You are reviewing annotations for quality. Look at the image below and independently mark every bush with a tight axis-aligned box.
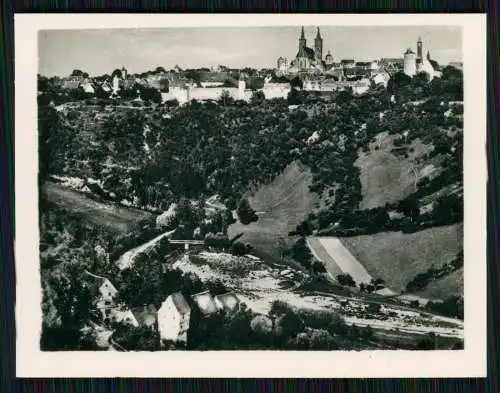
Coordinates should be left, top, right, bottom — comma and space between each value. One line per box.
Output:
236, 198, 258, 225
231, 241, 247, 256
337, 274, 356, 287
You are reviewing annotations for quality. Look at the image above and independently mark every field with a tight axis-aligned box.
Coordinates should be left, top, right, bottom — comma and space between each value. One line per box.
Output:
417, 267, 464, 299
340, 223, 463, 295
43, 181, 152, 233
228, 161, 320, 263
355, 132, 435, 210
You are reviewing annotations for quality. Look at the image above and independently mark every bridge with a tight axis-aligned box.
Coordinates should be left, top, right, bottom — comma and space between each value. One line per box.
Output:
169, 239, 205, 251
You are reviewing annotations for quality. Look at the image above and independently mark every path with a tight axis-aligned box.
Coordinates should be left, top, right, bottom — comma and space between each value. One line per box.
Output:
116, 229, 176, 270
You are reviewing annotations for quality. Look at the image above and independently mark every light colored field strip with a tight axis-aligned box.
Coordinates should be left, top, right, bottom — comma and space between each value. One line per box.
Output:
316, 237, 374, 284
306, 237, 344, 278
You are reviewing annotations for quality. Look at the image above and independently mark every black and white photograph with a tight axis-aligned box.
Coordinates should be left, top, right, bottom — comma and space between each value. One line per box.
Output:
16, 14, 486, 378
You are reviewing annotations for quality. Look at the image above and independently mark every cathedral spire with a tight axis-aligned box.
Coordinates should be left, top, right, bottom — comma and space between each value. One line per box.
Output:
300, 26, 305, 39
316, 27, 321, 39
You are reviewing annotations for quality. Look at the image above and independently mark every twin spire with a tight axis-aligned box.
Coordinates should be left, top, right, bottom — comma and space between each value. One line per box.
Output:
300, 26, 322, 40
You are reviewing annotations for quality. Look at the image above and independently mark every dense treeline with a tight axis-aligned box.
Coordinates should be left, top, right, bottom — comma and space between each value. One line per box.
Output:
39, 67, 463, 236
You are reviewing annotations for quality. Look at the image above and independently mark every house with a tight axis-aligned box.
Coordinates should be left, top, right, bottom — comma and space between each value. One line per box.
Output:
81, 79, 95, 94
111, 309, 139, 327
157, 292, 191, 344
156, 203, 178, 229
83, 271, 119, 321
191, 290, 218, 316
214, 292, 240, 312
131, 304, 158, 331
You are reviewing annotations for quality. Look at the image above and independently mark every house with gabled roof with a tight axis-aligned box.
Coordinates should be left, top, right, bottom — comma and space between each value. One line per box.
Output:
191, 290, 218, 316
214, 292, 240, 313
83, 271, 119, 321
131, 304, 158, 331
158, 292, 191, 344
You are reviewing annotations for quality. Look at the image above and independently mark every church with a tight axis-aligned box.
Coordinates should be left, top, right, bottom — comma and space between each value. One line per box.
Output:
277, 26, 332, 74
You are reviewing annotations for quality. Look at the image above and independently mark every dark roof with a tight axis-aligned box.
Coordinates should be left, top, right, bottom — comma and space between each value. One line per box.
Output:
83, 271, 117, 299
405, 48, 415, 55
131, 305, 157, 327
296, 46, 316, 61
429, 59, 440, 71
61, 80, 82, 90
341, 59, 355, 64
380, 58, 404, 64
170, 292, 191, 315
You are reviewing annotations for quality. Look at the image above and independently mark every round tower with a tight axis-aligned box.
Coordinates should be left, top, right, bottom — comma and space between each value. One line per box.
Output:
403, 48, 416, 77
325, 50, 334, 65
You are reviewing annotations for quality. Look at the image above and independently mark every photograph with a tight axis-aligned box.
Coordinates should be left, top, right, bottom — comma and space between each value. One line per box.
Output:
16, 13, 486, 378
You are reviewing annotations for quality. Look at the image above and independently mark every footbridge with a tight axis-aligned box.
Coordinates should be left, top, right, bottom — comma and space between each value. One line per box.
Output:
169, 239, 205, 250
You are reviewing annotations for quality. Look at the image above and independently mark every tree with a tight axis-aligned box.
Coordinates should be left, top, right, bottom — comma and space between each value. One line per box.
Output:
165, 99, 179, 108
219, 90, 234, 107
250, 90, 266, 105
113, 325, 161, 351
294, 329, 339, 350
231, 241, 247, 256
312, 260, 326, 274
388, 72, 412, 91
291, 238, 312, 269
236, 198, 258, 225
139, 86, 162, 104
433, 194, 463, 223
398, 195, 420, 223
70, 69, 85, 77
95, 85, 110, 99
205, 232, 231, 249
276, 311, 304, 339
290, 77, 303, 90
337, 274, 356, 287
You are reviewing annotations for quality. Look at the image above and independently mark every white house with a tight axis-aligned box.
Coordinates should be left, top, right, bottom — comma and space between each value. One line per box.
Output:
84, 271, 119, 321
111, 309, 139, 327
156, 203, 178, 229
214, 292, 240, 312
191, 290, 218, 316
157, 292, 191, 344
81, 80, 95, 94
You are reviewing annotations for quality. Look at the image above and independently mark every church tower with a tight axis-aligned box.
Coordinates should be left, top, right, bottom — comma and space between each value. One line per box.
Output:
314, 27, 323, 61
298, 26, 306, 53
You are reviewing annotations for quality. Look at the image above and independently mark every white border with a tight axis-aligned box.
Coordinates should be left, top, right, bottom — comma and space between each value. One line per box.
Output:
15, 13, 487, 378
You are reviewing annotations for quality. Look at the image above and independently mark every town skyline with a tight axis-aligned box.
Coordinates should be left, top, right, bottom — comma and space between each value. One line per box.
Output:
38, 25, 462, 77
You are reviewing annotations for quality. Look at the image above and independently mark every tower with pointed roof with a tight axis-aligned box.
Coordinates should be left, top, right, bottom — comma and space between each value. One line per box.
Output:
299, 26, 306, 50
314, 27, 323, 62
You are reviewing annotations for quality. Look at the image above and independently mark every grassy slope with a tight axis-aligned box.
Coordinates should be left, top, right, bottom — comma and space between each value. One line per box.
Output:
417, 267, 464, 299
340, 223, 463, 295
228, 161, 320, 263
43, 181, 151, 233
355, 132, 436, 210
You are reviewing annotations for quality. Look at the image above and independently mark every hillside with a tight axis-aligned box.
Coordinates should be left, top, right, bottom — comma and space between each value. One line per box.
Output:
356, 132, 435, 210
340, 223, 463, 294
42, 181, 151, 233
416, 268, 463, 299
228, 161, 321, 263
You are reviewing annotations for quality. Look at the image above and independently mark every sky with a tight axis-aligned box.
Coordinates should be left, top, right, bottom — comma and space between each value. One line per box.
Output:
38, 26, 462, 77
